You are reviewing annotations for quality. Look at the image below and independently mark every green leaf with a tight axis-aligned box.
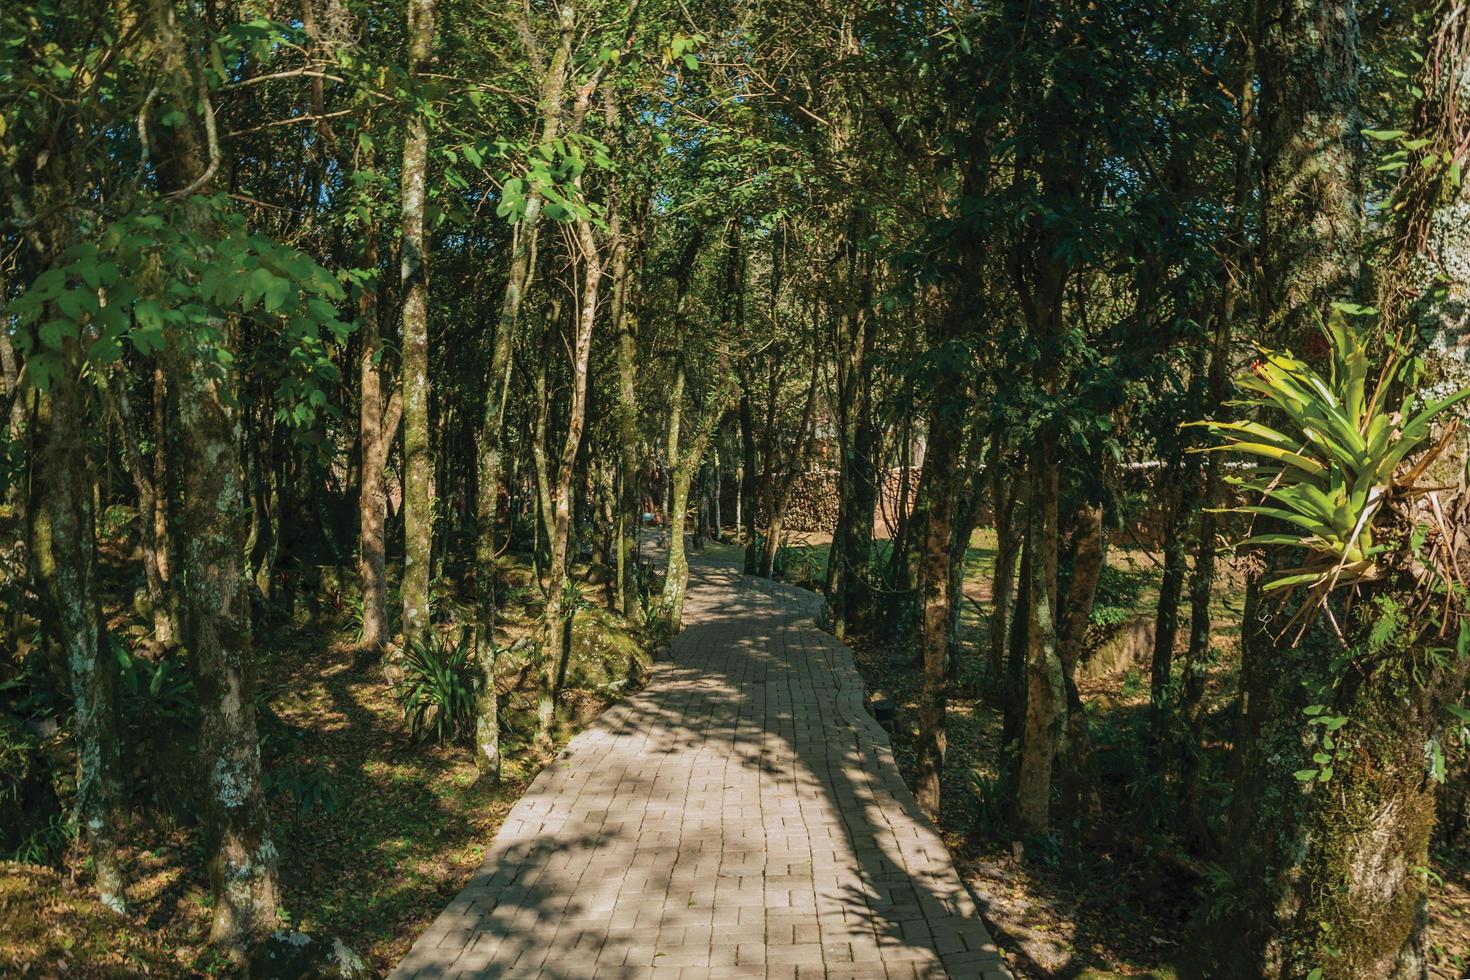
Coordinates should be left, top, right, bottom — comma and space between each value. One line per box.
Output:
38, 318, 77, 349
263, 277, 294, 314
1294, 769, 1318, 782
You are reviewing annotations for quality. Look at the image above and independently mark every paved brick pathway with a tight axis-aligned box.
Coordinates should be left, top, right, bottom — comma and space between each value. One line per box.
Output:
390, 552, 1010, 979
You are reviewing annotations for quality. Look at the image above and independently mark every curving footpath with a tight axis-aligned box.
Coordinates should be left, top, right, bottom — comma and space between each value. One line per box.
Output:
389, 552, 1010, 979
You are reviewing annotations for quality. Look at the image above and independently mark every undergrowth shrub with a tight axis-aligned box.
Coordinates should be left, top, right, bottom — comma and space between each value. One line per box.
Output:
636, 594, 677, 655
396, 632, 480, 745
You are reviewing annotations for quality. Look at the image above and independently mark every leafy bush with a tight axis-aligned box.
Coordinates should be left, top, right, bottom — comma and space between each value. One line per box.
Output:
344, 589, 402, 645
753, 534, 823, 584
636, 593, 677, 654
395, 632, 480, 745
7, 813, 69, 865
113, 638, 195, 723
496, 583, 531, 612
0, 713, 63, 864
265, 763, 343, 822
1088, 564, 1150, 628
1079, 564, 1152, 652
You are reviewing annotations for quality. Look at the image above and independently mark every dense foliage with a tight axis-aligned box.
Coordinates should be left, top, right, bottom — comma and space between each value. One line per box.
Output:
3, 0, 1470, 976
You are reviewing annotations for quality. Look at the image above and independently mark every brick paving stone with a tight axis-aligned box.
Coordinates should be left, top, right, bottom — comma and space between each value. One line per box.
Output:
390, 541, 1010, 979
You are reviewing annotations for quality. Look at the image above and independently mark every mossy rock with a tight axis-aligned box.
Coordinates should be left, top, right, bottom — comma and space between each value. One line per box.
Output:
564, 606, 650, 694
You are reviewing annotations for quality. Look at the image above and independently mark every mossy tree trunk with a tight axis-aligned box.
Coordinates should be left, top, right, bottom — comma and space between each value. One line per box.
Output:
172, 329, 280, 953
141, 0, 281, 953
474, 12, 574, 760
1258, 8, 1470, 976
662, 358, 736, 631
353, 118, 399, 660
399, 0, 436, 650
46, 347, 127, 913
1193, 0, 1366, 973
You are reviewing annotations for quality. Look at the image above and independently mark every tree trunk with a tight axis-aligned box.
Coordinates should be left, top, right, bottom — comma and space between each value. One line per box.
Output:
141, 2, 281, 951
1195, 0, 1368, 972
1017, 441, 1063, 837
988, 457, 1019, 688
1179, 3, 1257, 837
1149, 465, 1192, 746
45, 354, 127, 913
107, 374, 174, 646
1229, 7, 1470, 976
1056, 499, 1102, 836
738, 375, 759, 574
913, 289, 970, 814
611, 201, 644, 617
172, 329, 280, 952
662, 361, 690, 623
999, 524, 1030, 797
399, 0, 436, 649
915, 407, 959, 815
357, 227, 397, 656
662, 362, 735, 630
538, 207, 603, 747
150, 367, 170, 584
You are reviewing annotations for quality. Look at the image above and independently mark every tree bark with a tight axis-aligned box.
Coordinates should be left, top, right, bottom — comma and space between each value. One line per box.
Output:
988, 455, 1019, 688
399, 0, 436, 649
1149, 464, 1192, 745
45, 351, 127, 913
913, 287, 972, 814
662, 360, 736, 630
738, 373, 759, 574
173, 327, 280, 952
358, 227, 400, 656
914, 396, 960, 815
1195, 0, 1367, 972
611, 196, 644, 617
538, 208, 603, 746
1016, 440, 1063, 837
1179, 10, 1255, 834
1056, 498, 1102, 835
142, 0, 281, 951
107, 373, 174, 646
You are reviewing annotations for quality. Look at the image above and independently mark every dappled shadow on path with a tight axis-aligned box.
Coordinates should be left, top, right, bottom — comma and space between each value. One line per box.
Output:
389, 543, 1008, 978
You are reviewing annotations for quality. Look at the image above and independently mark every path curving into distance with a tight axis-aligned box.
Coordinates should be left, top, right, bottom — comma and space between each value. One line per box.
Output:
389, 549, 1010, 979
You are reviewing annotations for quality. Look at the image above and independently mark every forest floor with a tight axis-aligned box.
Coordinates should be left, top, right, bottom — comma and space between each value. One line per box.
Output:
6, 521, 1469, 977
1, 522, 645, 978
773, 530, 1470, 979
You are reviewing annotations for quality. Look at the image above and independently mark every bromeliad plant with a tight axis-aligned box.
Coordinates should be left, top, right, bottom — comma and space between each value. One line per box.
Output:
1189, 308, 1470, 629
396, 631, 481, 745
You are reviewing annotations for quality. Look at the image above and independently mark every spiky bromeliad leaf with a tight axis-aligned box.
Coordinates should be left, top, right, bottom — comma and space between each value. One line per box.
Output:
1189, 310, 1470, 606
